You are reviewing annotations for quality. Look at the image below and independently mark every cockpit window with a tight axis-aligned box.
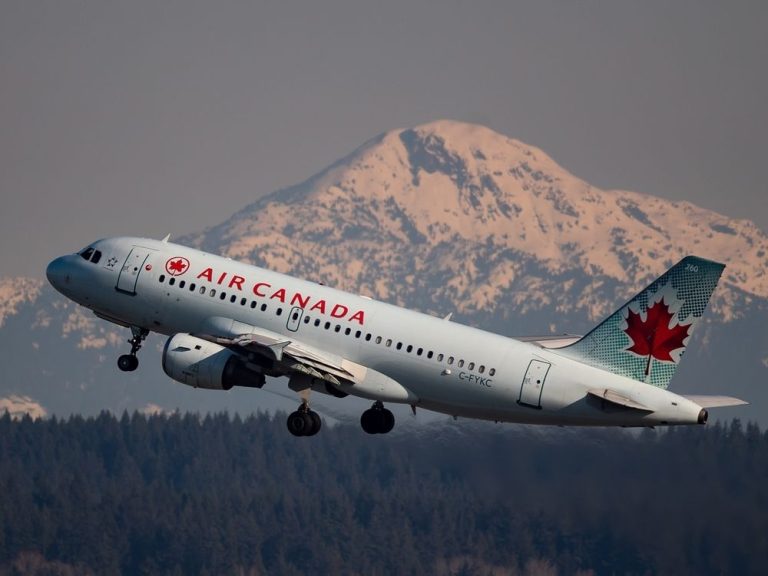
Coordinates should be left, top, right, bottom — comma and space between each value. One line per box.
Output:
78, 247, 102, 264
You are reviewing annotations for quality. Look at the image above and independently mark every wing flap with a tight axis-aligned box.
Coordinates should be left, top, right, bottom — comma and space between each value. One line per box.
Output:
201, 320, 361, 385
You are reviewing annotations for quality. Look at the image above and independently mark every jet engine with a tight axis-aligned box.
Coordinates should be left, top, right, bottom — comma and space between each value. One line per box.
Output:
162, 333, 265, 390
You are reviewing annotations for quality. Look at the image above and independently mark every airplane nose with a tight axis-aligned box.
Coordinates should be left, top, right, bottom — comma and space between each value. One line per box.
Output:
46, 257, 70, 291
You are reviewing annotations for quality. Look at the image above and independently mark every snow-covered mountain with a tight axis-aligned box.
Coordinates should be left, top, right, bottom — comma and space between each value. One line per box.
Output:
2, 120, 766, 423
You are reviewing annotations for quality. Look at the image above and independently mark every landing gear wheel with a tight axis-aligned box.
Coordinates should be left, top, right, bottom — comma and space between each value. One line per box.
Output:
287, 407, 322, 437
287, 411, 312, 436
117, 354, 139, 372
117, 326, 148, 372
361, 402, 395, 434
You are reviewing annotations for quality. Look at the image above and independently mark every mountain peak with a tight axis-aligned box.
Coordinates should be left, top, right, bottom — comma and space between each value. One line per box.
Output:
190, 121, 768, 310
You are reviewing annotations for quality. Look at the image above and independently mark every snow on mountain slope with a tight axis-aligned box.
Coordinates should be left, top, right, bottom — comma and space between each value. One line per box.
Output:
0, 277, 43, 328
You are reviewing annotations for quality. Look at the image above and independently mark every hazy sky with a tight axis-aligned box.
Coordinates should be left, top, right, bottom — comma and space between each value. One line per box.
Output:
2, 0, 766, 278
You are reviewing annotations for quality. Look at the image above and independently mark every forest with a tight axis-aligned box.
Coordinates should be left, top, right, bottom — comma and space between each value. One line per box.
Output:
0, 411, 766, 575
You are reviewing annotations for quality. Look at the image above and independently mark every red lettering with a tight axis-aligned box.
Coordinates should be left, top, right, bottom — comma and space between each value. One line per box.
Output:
270, 288, 286, 303
228, 275, 245, 291
216, 272, 227, 285
196, 268, 213, 281
349, 310, 365, 325
310, 299, 326, 314
290, 292, 310, 308
253, 282, 271, 297
331, 304, 349, 318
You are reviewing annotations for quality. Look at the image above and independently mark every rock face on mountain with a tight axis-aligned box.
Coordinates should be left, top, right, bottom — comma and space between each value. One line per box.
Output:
2, 120, 767, 423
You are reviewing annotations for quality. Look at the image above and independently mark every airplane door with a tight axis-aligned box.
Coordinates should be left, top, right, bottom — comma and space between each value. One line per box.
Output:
518, 360, 551, 408
286, 306, 304, 332
116, 248, 152, 295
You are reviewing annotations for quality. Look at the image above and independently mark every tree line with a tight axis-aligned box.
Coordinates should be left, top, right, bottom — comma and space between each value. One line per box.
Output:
0, 411, 766, 575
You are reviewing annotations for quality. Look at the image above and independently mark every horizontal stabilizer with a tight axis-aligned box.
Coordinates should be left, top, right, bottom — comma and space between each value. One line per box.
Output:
682, 395, 748, 408
588, 389, 652, 412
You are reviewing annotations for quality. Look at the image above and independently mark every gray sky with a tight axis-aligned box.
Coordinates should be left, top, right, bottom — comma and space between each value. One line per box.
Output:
2, 0, 766, 278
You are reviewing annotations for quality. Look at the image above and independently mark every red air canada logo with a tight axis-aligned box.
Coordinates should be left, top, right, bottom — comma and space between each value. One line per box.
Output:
623, 286, 692, 376
165, 257, 190, 276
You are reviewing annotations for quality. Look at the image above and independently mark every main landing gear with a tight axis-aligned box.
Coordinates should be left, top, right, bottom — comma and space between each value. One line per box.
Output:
117, 327, 148, 372
286, 401, 322, 437
361, 401, 395, 435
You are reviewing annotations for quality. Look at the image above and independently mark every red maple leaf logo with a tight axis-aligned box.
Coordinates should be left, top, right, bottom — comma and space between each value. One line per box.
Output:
624, 299, 691, 376
165, 257, 189, 276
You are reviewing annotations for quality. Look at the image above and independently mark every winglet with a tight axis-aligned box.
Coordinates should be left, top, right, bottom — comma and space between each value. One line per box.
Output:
161, 234, 171, 243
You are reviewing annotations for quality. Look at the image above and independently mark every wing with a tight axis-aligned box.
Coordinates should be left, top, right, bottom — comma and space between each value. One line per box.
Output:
196, 316, 364, 389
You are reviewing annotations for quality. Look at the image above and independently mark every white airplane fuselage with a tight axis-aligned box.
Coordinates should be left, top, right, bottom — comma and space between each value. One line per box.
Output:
46, 236, 710, 429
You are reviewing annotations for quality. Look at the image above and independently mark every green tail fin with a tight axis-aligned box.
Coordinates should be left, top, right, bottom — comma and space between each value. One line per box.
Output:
557, 256, 725, 388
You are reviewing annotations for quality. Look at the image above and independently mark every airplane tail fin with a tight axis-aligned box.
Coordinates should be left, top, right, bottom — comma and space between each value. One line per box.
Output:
556, 256, 725, 388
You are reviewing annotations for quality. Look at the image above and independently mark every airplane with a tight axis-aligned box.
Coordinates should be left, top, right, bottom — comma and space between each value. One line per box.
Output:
46, 236, 746, 436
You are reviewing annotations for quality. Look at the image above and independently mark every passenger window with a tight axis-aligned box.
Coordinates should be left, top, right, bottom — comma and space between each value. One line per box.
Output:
355, 330, 361, 338
315, 319, 321, 327
458, 359, 465, 368
345, 327, 351, 336
479, 365, 485, 374
200, 287, 206, 295
375, 336, 382, 344
334, 325, 341, 333
190, 283, 196, 291
220, 292, 226, 300
437, 354, 444, 362
396, 342, 403, 350
489, 368, 496, 376
230, 295, 237, 303
304, 316, 311, 324
209, 289, 216, 297
325, 322, 331, 330
427, 351, 433, 359
448, 356, 454, 365
169, 278, 175, 286
261, 304, 267, 312
468, 362, 475, 371
417, 348, 423, 356
179, 280, 186, 289
250, 301, 257, 309
276, 308, 283, 316
241, 298, 247, 306
406, 345, 413, 353
91, 250, 102, 264
159, 275, 166, 283
386, 339, 392, 347
365, 333, 372, 341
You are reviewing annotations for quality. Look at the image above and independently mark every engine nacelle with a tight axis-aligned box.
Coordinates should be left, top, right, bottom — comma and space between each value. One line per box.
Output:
162, 333, 265, 391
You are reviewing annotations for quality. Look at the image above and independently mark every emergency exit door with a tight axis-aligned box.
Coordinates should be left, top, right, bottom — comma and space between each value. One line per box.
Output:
116, 248, 152, 295
518, 360, 551, 408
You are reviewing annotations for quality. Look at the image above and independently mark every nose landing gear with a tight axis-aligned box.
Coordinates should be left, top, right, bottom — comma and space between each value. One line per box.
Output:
286, 401, 322, 437
117, 326, 149, 372
361, 401, 395, 434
